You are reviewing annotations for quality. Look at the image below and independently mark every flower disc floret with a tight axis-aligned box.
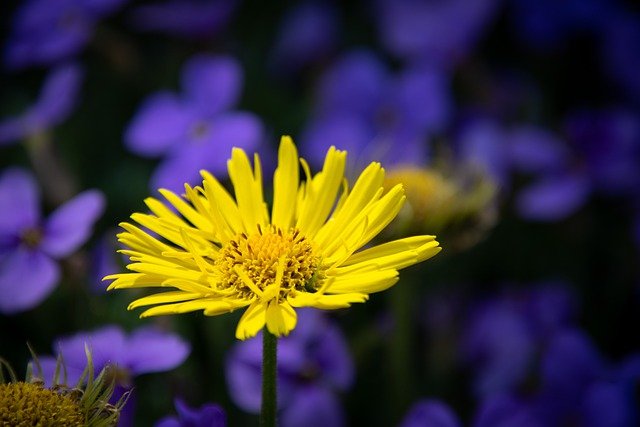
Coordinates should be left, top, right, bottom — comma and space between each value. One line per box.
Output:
218, 226, 320, 300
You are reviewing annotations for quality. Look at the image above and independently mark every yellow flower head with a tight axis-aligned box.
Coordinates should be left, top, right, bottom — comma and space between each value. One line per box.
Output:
105, 136, 441, 339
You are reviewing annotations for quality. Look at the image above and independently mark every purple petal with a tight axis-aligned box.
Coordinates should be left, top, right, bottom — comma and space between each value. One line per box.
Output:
181, 55, 242, 116
457, 119, 510, 187
400, 399, 461, 427
473, 394, 542, 427
129, 0, 236, 39
36, 355, 85, 388
508, 126, 569, 174
0, 116, 27, 146
282, 386, 345, 427
270, 2, 339, 72
194, 112, 263, 159
40, 190, 105, 258
516, 173, 590, 221
225, 336, 264, 413
581, 382, 634, 427
125, 92, 192, 156
300, 115, 374, 171
463, 301, 535, 396
0, 168, 41, 233
30, 63, 84, 129
173, 398, 226, 427
316, 50, 387, 117
540, 329, 605, 411
124, 327, 190, 375
0, 247, 59, 314
151, 146, 215, 193
389, 64, 452, 134
154, 417, 180, 427
55, 325, 127, 373
309, 320, 354, 391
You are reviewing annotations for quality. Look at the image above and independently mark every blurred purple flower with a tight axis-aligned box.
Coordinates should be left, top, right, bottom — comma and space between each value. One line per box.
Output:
125, 54, 263, 193
601, 10, 640, 101
4, 0, 127, 69
129, 0, 237, 39
269, 2, 339, 74
90, 230, 121, 293
301, 50, 450, 171
472, 394, 542, 427
564, 108, 640, 196
0, 63, 83, 146
461, 284, 576, 397
400, 399, 461, 427
38, 325, 190, 427
0, 168, 104, 314
226, 309, 353, 427
510, 0, 613, 50
374, 0, 500, 67
155, 398, 226, 427
534, 329, 638, 426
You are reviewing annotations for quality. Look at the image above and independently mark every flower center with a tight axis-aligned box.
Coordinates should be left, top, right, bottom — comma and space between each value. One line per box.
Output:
21, 228, 42, 248
217, 226, 320, 300
0, 382, 84, 426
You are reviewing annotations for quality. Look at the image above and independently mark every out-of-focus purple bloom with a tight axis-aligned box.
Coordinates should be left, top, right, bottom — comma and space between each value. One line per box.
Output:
0, 168, 104, 314
4, 0, 126, 69
301, 50, 450, 172
461, 284, 576, 397
269, 2, 339, 74
125, 54, 263, 192
510, 0, 613, 50
472, 394, 542, 427
456, 118, 511, 187
374, 0, 500, 67
155, 398, 226, 427
564, 109, 640, 196
400, 399, 461, 427
38, 325, 190, 427
129, 0, 237, 39
226, 309, 353, 427
600, 10, 640, 100
0, 63, 83, 146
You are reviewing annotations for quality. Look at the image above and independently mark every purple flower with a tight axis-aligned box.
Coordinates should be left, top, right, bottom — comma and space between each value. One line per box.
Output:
4, 0, 127, 69
601, 10, 640, 100
269, 2, 339, 74
129, 0, 237, 39
461, 284, 576, 397
226, 309, 353, 427
472, 394, 542, 427
301, 50, 450, 172
125, 54, 263, 192
400, 399, 461, 427
0, 63, 83, 146
38, 325, 190, 427
374, 0, 500, 66
155, 398, 226, 427
0, 168, 104, 314
510, 0, 613, 50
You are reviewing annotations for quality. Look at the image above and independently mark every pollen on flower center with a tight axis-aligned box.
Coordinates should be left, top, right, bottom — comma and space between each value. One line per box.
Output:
0, 382, 84, 426
217, 225, 321, 299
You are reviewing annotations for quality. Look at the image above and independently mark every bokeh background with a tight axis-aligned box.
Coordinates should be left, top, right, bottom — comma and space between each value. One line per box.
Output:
2, 0, 640, 425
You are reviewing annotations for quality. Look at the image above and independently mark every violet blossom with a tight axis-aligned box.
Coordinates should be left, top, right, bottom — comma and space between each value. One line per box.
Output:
0, 167, 104, 314
4, 0, 127, 70
301, 50, 450, 172
124, 54, 263, 193
155, 398, 226, 427
226, 309, 353, 427
0, 63, 83, 146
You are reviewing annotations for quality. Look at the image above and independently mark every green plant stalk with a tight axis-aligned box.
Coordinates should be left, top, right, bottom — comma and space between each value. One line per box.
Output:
261, 328, 277, 427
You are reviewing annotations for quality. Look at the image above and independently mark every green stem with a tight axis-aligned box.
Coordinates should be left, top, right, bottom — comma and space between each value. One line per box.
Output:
261, 328, 277, 427
389, 283, 413, 418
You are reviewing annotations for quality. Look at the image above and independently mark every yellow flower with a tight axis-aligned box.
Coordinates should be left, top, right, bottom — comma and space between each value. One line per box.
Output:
105, 136, 441, 339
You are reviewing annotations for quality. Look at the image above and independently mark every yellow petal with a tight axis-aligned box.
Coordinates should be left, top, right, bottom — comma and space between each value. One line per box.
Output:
265, 301, 297, 337
139, 298, 229, 317
128, 291, 202, 309
272, 136, 299, 229
235, 301, 267, 340
227, 148, 268, 231
327, 269, 399, 294
289, 292, 368, 309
